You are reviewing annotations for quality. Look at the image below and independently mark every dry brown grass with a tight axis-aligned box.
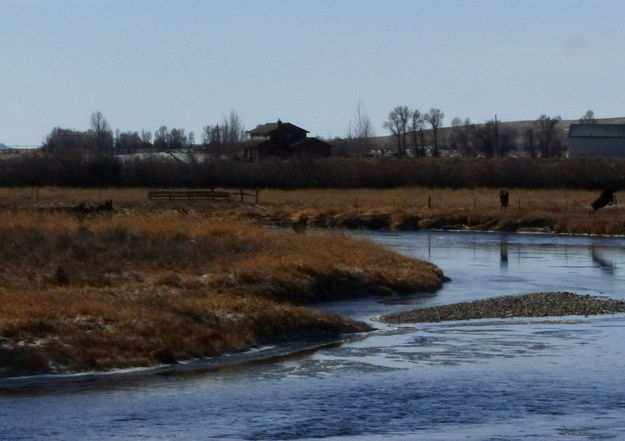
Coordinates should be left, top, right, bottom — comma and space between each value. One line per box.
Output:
0, 201, 443, 376
256, 187, 625, 235
0, 287, 369, 376
3, 186, 621, 235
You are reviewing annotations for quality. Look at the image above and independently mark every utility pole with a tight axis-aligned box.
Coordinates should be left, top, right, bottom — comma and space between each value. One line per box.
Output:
494, 114, 499, 156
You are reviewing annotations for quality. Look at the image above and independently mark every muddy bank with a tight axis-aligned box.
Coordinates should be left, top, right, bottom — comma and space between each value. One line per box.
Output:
0, 333, 367, 391
379, 292, 625, 323
251, 210, 583, 235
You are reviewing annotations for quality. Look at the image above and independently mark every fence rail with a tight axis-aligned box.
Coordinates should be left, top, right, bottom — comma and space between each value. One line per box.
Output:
148, 189, 259, 203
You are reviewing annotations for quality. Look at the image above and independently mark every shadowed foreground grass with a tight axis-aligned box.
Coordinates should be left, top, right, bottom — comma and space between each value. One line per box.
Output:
0, 211, 443, 377
379, 292, 625, 324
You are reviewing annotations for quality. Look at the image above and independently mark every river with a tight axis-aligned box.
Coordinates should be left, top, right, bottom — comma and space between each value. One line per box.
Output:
2, 231, 625, 440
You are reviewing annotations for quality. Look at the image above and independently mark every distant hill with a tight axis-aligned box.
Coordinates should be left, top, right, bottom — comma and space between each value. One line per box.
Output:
0, 143, 10, 150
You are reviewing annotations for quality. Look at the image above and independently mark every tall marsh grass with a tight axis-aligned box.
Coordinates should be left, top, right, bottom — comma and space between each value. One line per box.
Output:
0, 210, 442, 375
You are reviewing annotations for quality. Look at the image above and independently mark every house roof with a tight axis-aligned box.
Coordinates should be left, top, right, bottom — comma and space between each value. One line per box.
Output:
248, 121, 309, 137
291, 138, 332, 148
569, 124, 625, 138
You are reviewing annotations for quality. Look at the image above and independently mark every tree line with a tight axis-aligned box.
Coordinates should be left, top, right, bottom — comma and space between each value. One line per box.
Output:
365, 108, 598, 159
42, 110, 249, 157
40, 107, 600, 160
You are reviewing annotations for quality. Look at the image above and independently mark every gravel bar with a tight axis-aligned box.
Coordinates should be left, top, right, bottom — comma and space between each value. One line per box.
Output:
379, 292, 625, 324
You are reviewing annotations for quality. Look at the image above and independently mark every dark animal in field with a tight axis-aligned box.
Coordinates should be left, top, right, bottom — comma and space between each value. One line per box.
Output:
499, 190, 509, 209
43, 199, 114, 216
292, 215, 308, 234
590, 188, 618, 215
72, 199, 114, 215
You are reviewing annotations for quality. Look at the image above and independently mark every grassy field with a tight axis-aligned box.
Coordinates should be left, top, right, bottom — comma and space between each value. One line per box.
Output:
257, 187, 625, 235
0, 185, 623, 234
0, 200, 443, 376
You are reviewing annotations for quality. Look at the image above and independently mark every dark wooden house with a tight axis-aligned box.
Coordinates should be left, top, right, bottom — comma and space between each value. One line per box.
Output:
247, 120, 332, 160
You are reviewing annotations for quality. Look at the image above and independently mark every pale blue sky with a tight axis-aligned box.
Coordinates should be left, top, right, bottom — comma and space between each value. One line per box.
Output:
1, 0, 624, 146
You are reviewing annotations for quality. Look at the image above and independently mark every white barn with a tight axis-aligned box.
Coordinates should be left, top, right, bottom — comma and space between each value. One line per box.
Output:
569, 124, 625, 158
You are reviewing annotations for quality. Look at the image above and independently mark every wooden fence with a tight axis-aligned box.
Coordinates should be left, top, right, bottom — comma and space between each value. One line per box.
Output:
148, 189, 259, 204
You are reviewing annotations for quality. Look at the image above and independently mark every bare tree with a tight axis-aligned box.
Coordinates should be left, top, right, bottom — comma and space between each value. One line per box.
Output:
450, 117, 474, 157
383, 106, 410, 156
167, 128, 187, 150
472, 118, 515, 158
202, 110, 247, 158
523, 127, 537, 158
449, 117, 462, 154
222, 110, 247, 146
202, 124, 223, 156
497, 124, 518, 157
140, 130, 152, 146
90, 111, 113, 155
579, 110, 597, 124
115, 131, 142, 153
202, 125, 216, 145
425, 108, 444, 157
409, 110, 424, 156
42, 127, 93, 155
349, 102, 375, 155
536, 114, 562, 157
154, 126, 168, 150
474, 120, 498, 157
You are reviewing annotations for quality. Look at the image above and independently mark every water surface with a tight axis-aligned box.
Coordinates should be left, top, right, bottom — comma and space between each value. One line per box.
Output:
2, 231, 625, 441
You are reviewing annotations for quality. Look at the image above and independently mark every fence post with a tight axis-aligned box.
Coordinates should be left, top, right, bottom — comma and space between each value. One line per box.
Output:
255, 189, 259, 204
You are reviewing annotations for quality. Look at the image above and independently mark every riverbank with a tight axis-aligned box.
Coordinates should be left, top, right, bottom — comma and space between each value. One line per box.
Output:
0, 333, 364, 392
379, 292, 625, 323
0, 210, 444, 377
1, 186, 624, 236
250, 188, 625, 236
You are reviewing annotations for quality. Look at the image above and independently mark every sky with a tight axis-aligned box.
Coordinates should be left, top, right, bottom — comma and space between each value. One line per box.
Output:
1, 0, 625, 147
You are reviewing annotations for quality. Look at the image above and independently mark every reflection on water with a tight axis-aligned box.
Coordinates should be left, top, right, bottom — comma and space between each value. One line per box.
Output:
3, 231, 625, 441
364, 231, 625, 311
500, 240, 508, 269
591, 246, 617, 275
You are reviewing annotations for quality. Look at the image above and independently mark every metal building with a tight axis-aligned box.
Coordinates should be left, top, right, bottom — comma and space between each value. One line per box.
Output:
568, 124, 625, 158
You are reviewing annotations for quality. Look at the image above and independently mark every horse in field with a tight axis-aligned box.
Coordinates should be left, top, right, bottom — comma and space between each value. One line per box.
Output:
590, 188, 618, 215
499, 189, 509, 210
